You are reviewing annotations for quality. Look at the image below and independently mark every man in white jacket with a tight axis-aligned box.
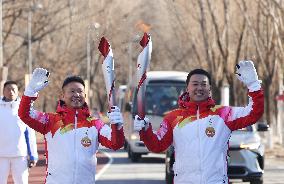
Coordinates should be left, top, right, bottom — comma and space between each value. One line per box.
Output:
134, 60, 264, 184
0, 81, 38, 184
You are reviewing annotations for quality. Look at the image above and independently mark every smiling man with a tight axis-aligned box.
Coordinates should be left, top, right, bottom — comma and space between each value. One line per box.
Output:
18, 68, 125, 183
134, 60, 264, 184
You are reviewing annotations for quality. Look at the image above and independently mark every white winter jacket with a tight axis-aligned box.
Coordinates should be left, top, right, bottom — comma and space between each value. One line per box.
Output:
0, 97, 38, 160
140, 89, 264, 184
18, 96, 124, 184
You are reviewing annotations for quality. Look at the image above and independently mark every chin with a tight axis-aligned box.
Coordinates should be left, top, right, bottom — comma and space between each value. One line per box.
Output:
193, 97, 207, 102
71, 103, 83, 108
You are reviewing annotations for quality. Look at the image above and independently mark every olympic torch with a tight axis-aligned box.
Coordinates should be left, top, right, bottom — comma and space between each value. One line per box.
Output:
136, 33, 152, 119
98, 37, 116, 111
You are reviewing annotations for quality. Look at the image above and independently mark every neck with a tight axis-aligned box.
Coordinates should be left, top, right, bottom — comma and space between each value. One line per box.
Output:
2, 97, 16, 102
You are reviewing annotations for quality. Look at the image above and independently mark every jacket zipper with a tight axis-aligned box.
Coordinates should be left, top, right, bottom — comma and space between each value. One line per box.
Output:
73, 110, 78, 183
197, 105, 203, 183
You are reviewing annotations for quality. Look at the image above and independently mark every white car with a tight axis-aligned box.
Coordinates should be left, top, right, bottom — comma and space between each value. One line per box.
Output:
228, 123, 269, 184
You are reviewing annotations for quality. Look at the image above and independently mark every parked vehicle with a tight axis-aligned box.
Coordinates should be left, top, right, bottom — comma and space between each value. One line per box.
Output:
165, 123, 269, 184
122, 71, 187, 162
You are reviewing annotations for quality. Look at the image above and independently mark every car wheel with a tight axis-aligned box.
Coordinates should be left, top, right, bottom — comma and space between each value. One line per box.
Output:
165, 168, 173, 184
130, 152, 141, 162
250, 178, 263, 184
127, 146, 141, 162
124, 141, 128, 150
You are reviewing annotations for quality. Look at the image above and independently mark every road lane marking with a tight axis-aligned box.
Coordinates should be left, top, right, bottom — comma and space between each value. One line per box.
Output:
96, 151, 113, 181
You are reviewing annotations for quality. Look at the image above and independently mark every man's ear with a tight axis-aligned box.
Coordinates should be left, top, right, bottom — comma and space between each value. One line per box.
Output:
186, 85, 189, 92
209, 86, 212, 97
60, 92, 64, 100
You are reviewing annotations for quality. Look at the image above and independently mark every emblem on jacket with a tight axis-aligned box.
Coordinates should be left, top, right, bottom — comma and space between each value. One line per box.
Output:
205, 127, 215, 137
81, 131, 92, 147
205, 118, 215, 137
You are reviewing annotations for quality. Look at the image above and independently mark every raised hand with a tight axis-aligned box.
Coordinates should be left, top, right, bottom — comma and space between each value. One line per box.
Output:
24, 68, 50, 97
107, 106, 123, 126
235, 60, 261, 92
134, 115, 149, 132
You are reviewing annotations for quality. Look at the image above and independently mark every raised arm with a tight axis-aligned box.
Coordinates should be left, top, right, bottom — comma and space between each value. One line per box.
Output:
225, 60, 264, 131
18, 68, 51, 134
134, 115, 173, 153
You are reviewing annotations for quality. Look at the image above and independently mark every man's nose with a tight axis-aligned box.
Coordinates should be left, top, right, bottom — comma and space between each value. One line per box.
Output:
196, 84, 203, 89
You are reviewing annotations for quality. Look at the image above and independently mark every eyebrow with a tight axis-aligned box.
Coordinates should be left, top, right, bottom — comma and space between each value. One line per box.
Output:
191, 81, 208, 83
69, 88, 84, 91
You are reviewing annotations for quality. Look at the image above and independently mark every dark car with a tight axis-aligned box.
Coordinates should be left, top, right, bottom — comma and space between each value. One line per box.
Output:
165, 123, 269, 184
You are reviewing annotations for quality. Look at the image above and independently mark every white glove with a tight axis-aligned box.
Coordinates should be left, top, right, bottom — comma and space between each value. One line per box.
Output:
134, 115, 150, 132
235, 60, 261, 92
107, 106, 123, 126
24, 68, 50, 97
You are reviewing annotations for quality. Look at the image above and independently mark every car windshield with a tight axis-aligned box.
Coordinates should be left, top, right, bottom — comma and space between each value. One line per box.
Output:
144, 82, 186, 116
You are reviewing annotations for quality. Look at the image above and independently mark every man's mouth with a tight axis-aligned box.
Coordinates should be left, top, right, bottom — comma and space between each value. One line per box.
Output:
195, 92, 204, 96
72, 98, 81, 103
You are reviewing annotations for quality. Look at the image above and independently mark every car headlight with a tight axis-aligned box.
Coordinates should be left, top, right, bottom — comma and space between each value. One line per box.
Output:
240, 142, 260, 150
130, 133, 139, 140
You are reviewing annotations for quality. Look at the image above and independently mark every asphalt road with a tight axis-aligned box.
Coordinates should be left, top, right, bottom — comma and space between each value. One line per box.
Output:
96, 149, 284, 184
7, 146, 284, 183
96, 149, 165, 184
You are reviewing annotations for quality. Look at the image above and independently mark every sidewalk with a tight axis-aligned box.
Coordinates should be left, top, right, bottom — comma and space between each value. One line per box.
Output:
265, 143, 284, 159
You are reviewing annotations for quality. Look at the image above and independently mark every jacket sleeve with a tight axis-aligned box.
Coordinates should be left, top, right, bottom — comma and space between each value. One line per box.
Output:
18, 95, 51, 135
24, 126, 38, 161
96, 120, 125, 150
225, 89, 264, 131
139, 119, 173, 153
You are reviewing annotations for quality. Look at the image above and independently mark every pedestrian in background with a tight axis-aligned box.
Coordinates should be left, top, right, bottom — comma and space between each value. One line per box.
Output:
0, 81, 38, 184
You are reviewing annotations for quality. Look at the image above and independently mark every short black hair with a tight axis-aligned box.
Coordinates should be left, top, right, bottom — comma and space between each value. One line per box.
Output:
186, 69, 211, 85
62, 76, 85, 89
4, 80, 17, 88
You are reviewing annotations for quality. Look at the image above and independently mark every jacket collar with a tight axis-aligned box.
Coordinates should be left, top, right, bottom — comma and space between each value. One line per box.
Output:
56, 100, 90, 118
1, 96, 19, 102
178, 92, 215, 114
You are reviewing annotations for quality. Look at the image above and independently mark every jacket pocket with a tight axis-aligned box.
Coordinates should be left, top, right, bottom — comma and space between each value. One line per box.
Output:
173, 161, 198, 184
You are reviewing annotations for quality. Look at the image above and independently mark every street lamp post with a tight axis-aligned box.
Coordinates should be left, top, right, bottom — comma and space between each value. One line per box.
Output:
25, 2, 42, 87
